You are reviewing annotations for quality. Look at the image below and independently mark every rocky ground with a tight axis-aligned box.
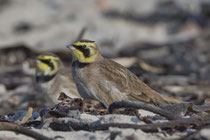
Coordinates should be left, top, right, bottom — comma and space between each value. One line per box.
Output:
0, 0, 210, 140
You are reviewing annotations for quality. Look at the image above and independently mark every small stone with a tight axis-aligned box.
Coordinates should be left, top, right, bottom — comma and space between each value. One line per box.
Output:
0, 84, 6, 94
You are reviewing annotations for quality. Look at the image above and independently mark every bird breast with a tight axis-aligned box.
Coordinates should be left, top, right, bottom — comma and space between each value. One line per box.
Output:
72, 63, 95, 100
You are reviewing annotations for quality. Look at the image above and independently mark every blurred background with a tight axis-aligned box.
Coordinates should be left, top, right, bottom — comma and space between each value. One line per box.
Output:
0, 0, 210, 114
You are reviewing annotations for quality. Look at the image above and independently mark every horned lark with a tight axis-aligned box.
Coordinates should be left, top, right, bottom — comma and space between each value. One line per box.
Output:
67, 40, 183, 108
35, 53, 80, 105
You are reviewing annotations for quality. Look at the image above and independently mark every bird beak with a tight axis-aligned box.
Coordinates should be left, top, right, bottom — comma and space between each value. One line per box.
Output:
66, 44, 75, 50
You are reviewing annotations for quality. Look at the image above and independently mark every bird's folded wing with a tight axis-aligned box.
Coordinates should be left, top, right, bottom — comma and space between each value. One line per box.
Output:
98, 59, 152, 103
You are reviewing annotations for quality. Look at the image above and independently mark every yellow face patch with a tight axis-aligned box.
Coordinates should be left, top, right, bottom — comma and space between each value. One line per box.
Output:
71, 41, 98, 63
36, 54, 61, 76
71, 48, 84, 61
72, 48, 97, 63
36, 60, 51, 74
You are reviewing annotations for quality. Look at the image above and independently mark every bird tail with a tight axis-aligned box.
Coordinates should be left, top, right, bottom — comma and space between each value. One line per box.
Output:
151, 92, 184, 106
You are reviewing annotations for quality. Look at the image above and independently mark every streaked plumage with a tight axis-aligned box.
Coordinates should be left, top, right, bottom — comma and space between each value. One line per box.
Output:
68, 40, 183, 108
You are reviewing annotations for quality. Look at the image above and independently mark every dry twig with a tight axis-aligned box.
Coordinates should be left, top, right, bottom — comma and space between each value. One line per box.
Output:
0, 122, 53, 140
50, 115, 210, 133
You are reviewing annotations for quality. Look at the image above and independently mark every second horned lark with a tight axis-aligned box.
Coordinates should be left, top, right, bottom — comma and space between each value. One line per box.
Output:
35, 53, 80, 105
67, 40, 183, 108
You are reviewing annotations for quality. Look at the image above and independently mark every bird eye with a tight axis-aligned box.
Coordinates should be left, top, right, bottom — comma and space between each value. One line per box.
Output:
81, 45, 86, 49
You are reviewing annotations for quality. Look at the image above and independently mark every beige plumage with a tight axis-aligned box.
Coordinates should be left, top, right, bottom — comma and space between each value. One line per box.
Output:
35, 53, 80, 105
68, 40, 183, 108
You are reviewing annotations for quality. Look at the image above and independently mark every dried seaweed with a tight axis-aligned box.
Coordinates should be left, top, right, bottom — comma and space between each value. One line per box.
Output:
0, 122, 53, 140
49, 115, 210, 133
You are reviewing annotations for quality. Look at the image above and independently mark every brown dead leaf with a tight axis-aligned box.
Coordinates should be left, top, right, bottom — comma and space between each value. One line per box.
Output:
58, 92, 71, 101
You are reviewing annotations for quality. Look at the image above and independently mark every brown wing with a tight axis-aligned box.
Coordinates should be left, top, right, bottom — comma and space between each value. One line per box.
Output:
97, 59, 183, 106
97, 59, 151, 103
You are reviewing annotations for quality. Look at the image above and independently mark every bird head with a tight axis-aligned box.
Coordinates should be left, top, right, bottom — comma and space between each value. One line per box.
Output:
35, 53, 63, 82
67, 39, 101, 63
